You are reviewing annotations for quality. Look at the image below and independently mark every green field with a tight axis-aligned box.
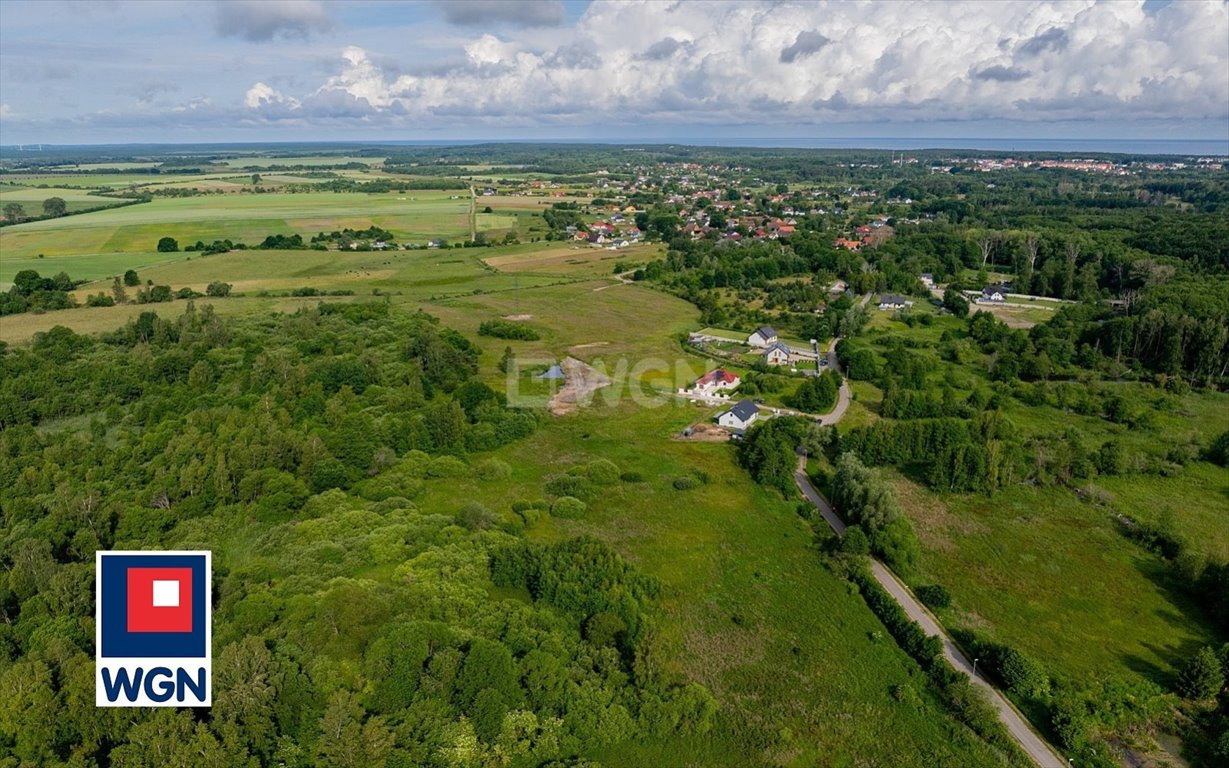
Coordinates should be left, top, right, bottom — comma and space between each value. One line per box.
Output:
0, 190, 479, 285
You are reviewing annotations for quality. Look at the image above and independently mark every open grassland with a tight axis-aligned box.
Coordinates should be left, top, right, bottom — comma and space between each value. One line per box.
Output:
895, 474, 1221, 687
0, 294, 334, 344
482, 241, 659, 276
0, 172, 225, 189
0, 190, 475, 283
0, 184, 119, 207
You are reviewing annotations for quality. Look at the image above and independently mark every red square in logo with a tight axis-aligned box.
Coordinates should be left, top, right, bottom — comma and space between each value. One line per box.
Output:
126, 567, 193, 633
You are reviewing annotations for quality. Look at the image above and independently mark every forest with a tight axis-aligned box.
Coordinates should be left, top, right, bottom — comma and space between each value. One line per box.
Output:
0, 303, 715, 766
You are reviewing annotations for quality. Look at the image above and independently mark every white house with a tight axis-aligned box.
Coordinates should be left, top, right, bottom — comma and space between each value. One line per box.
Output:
691, 368, 740, 395
747, 325, 778, 348
762, 341, 791, 366
919, 273, 934, 288
717, 399, 759, 430
877, 293, 911, 311
981, 285, 1009, 303
828, 280, 848, 295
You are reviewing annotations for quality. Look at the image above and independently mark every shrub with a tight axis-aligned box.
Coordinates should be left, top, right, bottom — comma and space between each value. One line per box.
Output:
550, 496, 587, 519
916, 584, 952, 610
457, 501, 496, 531
672, 476, 700, 491
206, 281, 232, 297
545, 473, 593, 500
840, 525, 871, 555
620, 471, 644, 482
587, 459, 621, 485
477, 319, 540, 340
476, 458, 512, 481
156, 237, 178, 252
427, 455, 468, 478
997, 647, 1050, 699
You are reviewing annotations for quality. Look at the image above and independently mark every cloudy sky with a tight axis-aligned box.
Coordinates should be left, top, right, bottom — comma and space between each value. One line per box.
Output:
0, 0, 1226, 145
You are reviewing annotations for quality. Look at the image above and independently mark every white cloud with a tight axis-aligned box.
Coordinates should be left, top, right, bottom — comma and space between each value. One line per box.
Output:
215, 0, 332, 42
236, 0, 1227, 129
244, 82, 300, 109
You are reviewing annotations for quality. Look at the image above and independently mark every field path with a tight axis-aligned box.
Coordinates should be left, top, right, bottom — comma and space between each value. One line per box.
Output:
793, 297, 1067, 767
468, 186, 477, 243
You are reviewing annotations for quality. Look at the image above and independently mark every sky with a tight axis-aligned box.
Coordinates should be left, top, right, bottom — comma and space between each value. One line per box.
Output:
0, 0, 1226, 145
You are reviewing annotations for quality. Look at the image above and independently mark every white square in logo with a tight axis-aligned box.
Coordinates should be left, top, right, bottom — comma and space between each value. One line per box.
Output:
152, 580, 180, 608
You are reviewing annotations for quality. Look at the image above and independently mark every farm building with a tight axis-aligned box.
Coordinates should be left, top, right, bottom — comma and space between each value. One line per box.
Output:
691, 368, 741, 395
761, 341, 791, 366
716, 399, 759, 431
747, 325, 778, 348
536, 364, 566, 380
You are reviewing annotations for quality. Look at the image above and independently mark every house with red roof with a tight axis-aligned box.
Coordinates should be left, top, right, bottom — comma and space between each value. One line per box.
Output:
690, 368, 741, 396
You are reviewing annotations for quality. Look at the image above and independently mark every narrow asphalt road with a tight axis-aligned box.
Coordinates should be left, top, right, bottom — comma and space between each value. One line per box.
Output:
793, 295, 1067, 767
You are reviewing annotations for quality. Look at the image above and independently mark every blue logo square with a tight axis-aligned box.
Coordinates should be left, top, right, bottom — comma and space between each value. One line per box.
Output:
99, 553, 208, 658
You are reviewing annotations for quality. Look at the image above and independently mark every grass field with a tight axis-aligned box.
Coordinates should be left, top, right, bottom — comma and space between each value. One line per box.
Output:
0, 190, 478, 284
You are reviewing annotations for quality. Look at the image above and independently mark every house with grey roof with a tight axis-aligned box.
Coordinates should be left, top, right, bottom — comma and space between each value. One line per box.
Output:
747, 325, 778, 348
717, 399, 759, 430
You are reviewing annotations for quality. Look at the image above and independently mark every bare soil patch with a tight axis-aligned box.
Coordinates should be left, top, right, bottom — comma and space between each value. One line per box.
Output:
547, 356, 611, 415
675, 422, 730, 442
502, 313, 533, 320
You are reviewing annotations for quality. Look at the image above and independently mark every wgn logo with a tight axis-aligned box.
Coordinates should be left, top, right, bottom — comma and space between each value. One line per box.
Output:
95, 551, 211, 707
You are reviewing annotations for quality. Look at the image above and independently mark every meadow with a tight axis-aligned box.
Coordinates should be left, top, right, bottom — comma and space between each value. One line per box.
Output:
0, 190, 478, 284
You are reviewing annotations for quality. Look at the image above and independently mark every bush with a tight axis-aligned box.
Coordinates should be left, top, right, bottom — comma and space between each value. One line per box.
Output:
545, 473, 593, 500
840, 525, 871, 555
427, 455, 468, 478
457, 501, 496, 531
550, 496, 587, 519
916, 584, 952, 610
156, 237, 178, 252
477, 319, 540, 340
997, 647, 1050, 699
672, 476, 700, 491
587, 459, 621, 486
620, 470, 644, 482
476, 458, 512, 481
206, 281, 232, 297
